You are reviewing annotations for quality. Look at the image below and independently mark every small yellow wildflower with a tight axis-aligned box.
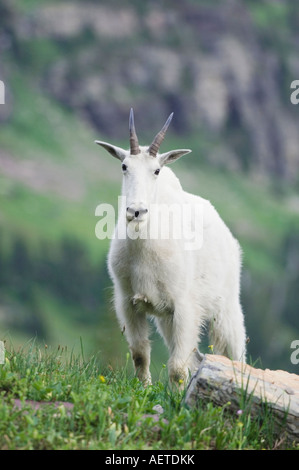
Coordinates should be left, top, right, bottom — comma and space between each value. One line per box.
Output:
178, 379, 184, 385
208, 344, 214, 353
99, 375, 106, 383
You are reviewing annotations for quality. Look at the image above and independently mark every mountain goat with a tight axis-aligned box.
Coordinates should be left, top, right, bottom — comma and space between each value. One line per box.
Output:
95, 109, 246, 385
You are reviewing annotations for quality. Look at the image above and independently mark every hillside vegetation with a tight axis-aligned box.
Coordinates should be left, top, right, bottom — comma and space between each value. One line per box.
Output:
0, 343, 296, 450
0, 0, 299, 375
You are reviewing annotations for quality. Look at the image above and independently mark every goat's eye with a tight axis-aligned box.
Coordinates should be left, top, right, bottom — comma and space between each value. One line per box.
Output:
154, 168, 160, 176
122, 164, 127, 172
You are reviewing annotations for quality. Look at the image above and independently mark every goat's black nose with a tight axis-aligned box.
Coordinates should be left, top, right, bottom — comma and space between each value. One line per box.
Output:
126, 207, 148, 220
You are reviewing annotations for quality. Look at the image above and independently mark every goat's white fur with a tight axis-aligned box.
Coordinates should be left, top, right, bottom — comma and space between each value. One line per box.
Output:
96, 124, 246, 385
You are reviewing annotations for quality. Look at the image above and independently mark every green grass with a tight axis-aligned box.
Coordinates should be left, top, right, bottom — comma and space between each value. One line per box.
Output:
0, 342, 297, 450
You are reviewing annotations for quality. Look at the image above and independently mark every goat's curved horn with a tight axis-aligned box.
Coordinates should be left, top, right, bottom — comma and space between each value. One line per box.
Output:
129, 108, 140, 155
148, 112, 174, 157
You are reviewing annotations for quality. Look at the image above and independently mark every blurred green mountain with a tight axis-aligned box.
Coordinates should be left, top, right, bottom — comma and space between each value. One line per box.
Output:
0, 0, 299, 373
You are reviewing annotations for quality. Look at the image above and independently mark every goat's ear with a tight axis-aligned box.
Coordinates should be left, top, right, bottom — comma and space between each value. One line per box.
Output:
158, 149, 192, 166
95, 141, 127, 162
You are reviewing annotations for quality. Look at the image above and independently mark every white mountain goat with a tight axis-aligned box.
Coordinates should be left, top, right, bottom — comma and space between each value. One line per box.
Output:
95, 109, 246, 385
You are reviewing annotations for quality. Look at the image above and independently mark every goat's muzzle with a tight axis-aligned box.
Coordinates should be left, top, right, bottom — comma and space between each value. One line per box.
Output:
126, 206, 148, 222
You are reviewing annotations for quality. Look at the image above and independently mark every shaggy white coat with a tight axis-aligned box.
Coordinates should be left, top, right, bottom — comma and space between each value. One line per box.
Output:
97, 143, 247, 385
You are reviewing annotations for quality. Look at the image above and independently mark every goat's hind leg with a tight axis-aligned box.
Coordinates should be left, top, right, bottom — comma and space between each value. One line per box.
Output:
209, 301, 246, 362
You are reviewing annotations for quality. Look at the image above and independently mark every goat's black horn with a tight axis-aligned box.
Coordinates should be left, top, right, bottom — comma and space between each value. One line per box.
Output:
148, 112, 174, 157
129, 108, 140, 155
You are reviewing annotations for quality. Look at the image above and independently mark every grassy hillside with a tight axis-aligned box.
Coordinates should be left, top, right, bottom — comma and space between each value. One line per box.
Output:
0, 344, 296, 450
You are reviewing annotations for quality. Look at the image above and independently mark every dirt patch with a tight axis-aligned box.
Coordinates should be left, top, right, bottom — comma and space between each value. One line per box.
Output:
13, 398, 74, 415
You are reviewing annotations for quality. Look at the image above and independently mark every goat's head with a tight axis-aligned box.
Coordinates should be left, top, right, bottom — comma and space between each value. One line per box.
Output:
95, 109, 191, 224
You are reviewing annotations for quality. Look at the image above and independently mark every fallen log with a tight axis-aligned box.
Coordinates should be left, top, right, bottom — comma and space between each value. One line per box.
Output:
185, 353, 299, 443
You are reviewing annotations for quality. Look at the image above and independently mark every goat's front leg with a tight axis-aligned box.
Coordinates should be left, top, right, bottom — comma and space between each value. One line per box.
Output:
114, 290, 151, 385
156, 306, 200, 387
